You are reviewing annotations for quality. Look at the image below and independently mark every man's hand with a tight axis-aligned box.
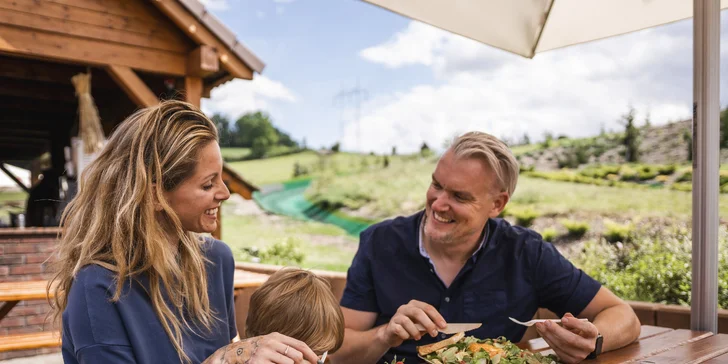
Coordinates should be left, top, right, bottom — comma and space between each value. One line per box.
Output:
376, 300, 447, 347
535, 313, 598, 364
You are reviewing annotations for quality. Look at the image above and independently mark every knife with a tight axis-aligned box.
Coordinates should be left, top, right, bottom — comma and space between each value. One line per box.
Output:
415, 323, 482, 334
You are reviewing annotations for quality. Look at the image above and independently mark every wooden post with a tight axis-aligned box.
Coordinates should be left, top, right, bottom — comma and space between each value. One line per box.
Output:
184, 77, 203, 108
106, 65, 159, 108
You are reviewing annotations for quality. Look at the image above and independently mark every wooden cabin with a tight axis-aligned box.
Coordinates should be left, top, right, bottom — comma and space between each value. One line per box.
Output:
0, 0, 261, 359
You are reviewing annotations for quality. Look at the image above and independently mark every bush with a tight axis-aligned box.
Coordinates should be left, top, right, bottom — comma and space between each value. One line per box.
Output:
620, 165, 639, 181
575, 226, 728, 308
240, 239, 306, 266
560, 219, 590, 238
676, 170, 692, 183
657, 165, 677, 175
541, 228, 557, 242
603, 221, 634, 243
510, 208, 540, 227
671, 182, 692, 192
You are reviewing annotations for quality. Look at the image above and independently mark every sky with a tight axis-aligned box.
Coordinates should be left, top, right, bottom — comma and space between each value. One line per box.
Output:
199, 0, 728, 154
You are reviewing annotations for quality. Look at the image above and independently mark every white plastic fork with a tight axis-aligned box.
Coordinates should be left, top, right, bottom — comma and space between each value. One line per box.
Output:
508, 316, 588, 327
317, 350, 328, 364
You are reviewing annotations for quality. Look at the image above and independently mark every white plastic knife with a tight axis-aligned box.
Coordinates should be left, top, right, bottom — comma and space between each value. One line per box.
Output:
415, 323, 482, 334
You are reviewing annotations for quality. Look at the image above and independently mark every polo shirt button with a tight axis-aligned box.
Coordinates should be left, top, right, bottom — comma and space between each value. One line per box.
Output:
430, 269, 434, 273
444, 297, 450, 302
441, 333, 447, 339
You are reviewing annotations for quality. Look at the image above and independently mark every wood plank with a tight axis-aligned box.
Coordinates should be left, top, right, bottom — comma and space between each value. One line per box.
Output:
151, 0, 254, 80
521, 325, 675, 354
233, 270, 269, 289
0, 24, 187, 76
185, 76, 203, 108
701, 351, 728, 363
48, 0, 163, 23
0, 0, 191, 49
0, 77, 76, 102
0, 6, 188, 53
635, 334, 728, 364
106, 65, 160, 108
0, 281, 53, 301
581, 330, 714, 364
0, 331, 61, 352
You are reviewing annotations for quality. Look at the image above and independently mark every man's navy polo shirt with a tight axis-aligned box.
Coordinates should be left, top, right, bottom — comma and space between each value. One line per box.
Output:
340, 211, 601, 364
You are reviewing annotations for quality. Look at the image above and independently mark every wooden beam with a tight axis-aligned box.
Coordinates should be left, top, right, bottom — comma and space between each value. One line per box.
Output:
0, 24, 187, 76
0, 56, 118, 89
151, 0, 254, 80
0, 5, 190, 53
222, 164, 257, 200
185, 76, 203, 108
187, 45, 219, 77
0, 0, 190, 47
203, 73, 235, 98
0, 164, 29, 193
106, 65, 159, 108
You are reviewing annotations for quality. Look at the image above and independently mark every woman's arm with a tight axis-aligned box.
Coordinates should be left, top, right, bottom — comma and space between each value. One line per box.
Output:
203, 332, 321, 364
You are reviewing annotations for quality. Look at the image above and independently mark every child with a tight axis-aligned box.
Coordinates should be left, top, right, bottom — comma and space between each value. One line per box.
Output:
246, 267, 345, 358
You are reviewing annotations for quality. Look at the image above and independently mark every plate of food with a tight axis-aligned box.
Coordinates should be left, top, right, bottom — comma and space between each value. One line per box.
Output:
415, 332, 561, 364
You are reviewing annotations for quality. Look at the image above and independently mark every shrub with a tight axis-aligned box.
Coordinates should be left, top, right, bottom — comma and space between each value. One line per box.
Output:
541, 228, 557, 242
676, 170, 692, 183
560, 219, 590, 238
510, 208, 540, 227
620, 165, 639, 181
721, 170, 728, 186
657, 164, 677, 175
258, 238, 306, 265
655, 175, 670, 183
603, 221, 634, 243
671, 182, 692, 192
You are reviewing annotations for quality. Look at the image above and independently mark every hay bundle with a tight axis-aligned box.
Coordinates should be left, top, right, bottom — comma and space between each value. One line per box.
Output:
71, 72, 105, 154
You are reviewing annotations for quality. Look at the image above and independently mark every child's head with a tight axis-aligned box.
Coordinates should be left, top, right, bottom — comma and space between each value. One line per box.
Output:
246, 267, 345, 354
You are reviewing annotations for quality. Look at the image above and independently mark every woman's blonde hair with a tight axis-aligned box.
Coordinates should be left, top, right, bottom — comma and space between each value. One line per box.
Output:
49, 100, 219, 363
246, 268, 345, 354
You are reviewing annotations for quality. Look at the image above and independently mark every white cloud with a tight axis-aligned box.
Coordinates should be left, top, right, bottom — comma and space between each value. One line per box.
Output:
201, 75, 297, 120
197, 0, 229, 11
352, 16, 728, 154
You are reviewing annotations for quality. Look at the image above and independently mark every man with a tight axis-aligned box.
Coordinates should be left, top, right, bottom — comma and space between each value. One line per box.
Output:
332, 132, 641, 364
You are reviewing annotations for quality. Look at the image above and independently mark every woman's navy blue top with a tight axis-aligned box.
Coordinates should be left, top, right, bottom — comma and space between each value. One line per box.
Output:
61, 238, 238, 364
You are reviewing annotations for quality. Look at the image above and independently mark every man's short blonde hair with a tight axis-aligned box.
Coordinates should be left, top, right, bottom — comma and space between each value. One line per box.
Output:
450, 131, 520, 196
246, 268, 345, 354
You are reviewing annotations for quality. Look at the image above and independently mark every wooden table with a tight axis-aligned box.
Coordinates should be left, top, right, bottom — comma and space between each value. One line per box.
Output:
520, 325, 728, 363
0, 270, 269, 323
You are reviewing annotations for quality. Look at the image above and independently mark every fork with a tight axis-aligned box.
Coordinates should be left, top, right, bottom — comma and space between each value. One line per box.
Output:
316, 350, 328, 364
508, 316, 588, 327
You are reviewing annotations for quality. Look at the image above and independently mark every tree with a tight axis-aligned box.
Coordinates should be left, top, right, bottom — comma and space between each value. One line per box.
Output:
683, 130, 693, 162
644, 111, 652, 129
211, 114, 233, 147
520, 133, 530, 145
234, 112, 279, 148
541, 132, 554, 149
420, 142, 432, 157
621, 107, 640, 163
721, 106, 728, 149
331, 142, 340, 153
391, 146, 397, 156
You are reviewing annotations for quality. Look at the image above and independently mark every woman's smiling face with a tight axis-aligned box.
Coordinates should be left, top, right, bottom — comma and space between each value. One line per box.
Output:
163, 142, 230, 234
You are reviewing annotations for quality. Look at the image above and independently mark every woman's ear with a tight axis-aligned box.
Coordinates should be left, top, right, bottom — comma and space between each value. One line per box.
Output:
152, 184, 164, 212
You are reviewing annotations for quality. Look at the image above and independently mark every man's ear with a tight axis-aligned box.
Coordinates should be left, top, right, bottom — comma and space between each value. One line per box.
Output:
489, 192, 510, 218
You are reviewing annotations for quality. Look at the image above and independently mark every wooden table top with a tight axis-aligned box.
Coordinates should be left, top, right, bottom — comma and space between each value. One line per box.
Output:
0, 269, 269, 302
522, 325, 728, 363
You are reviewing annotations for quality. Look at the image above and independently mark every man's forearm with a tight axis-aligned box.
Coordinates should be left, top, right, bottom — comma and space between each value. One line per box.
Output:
331, 326, 391, 364
593, 303, 641, 352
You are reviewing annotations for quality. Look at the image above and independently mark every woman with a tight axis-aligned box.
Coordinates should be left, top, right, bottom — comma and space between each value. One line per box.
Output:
49, 100, 320, 364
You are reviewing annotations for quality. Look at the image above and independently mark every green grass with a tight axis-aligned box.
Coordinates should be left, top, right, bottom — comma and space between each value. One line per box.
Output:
221, 207, 357, 272
227, 151, 418, 187
221, 147, 251, 160
0, 190, 26, 222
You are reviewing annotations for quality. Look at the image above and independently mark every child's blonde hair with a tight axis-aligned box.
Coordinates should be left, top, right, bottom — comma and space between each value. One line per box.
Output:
246, 268, 345, 354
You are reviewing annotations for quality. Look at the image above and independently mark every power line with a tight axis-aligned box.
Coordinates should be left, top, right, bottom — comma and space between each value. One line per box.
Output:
333, 80, 368, 151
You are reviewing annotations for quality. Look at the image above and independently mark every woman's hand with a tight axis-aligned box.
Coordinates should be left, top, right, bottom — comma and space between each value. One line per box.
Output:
203, 332, 320, 364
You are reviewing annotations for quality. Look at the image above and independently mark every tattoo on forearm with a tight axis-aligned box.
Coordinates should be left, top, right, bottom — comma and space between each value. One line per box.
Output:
243, 339, 260, 364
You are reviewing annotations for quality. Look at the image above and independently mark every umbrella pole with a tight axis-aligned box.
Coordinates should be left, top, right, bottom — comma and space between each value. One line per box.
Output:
691, 0, 720, 333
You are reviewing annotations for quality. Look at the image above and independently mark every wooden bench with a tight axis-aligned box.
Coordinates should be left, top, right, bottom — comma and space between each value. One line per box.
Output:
0, 331, 61, 352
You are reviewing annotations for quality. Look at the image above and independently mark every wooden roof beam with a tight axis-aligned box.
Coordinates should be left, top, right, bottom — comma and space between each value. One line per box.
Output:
151, 0, 254, 80
188, 45, 219, 77
0, 24, 187, 76
106, 65, 160, 108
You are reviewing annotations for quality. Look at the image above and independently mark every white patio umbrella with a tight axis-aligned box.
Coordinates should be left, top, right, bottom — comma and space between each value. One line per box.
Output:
362, 0, 727, 333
